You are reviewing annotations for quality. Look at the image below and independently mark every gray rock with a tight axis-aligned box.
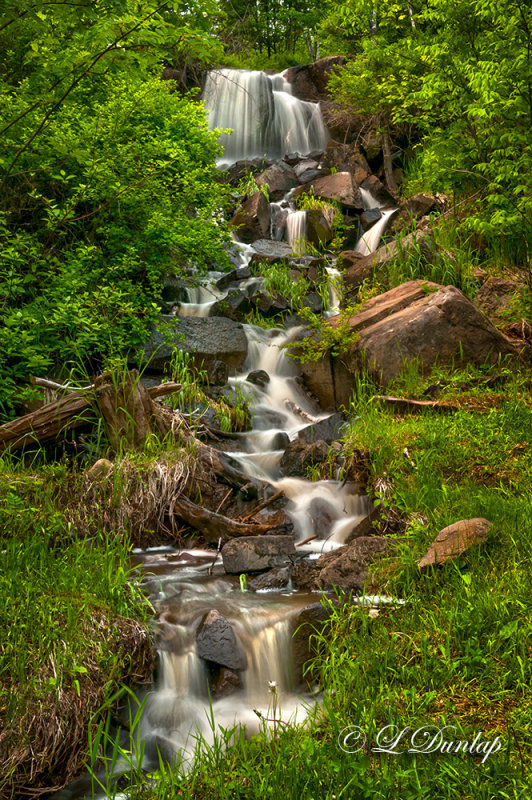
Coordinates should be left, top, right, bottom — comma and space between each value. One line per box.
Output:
196, 609, 247, 670
210, 290, 252, 321
141, 315, 248, 373
246, 369, 270, 387
249, 239, 293, 264
361, 207, 382, 230
280, 438, 330, 477
308, 497, 337, 539
162, 275, 189, 303
216, 267, 252, 291
298, 412, 349, 444
247, 566, 291, 591
222, 535, 296, 574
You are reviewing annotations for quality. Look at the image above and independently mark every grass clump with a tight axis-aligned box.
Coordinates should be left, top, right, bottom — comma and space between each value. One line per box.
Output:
0, 457, 152, 795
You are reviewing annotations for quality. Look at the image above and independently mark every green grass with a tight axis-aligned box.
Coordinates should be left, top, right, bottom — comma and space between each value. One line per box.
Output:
82, 359, 531, 799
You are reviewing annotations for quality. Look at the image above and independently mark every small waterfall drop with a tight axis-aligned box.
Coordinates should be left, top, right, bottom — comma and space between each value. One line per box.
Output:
286, 209, 307, 255
203, 69, 328, 164
355, 187, 397, 256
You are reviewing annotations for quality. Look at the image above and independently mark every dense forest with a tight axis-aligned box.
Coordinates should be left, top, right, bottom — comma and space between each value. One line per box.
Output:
0, 1, 531, 798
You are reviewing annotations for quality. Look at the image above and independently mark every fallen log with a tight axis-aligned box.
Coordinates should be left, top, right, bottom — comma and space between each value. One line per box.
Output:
372, 395, 459, 413
0, 378, 182, 452
173, 495, 287, 542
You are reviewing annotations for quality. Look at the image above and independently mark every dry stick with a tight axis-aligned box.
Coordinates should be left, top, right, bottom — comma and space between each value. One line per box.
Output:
238, 489, 284, 522
297, 534, 319, 547
208, 537, 223, 577
215, 488, 233, 514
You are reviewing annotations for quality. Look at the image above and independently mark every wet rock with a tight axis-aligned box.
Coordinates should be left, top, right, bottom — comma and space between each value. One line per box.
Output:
210, 290, 252, 321
247, 566, 291, 591
306, 205, 337, 247
162, 275, 189, 304
222, 535, 296, 574
361, 207, 382, 231
360, 176, 397, 208
291, 601, 333, 686
211, 666, 243, 698
219, 158, 272, 186
308, 498, 337, 538
280, 438, 330, 477
294, 172, 363, 209
249, 239, 293, 264
344, 506, 381, 543
418, 518, 492, 569
317, 536, 391, 592
246, 369, 270, 387
361, 131, 383, 163
294, 159, 319, 177
270, 431, 290, 450
255, 161, 299, 201
298, 412, 349, 444
291, 559, 320, 590
389, 193, 441, 234
196, 609, 247, 670
141, 316, 248, 373
250, 289, 290, 316
215, 266, 252, 291
229, 191, 271, 243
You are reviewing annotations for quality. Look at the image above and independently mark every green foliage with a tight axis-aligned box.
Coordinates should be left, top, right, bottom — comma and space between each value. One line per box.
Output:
0, 2, 231, 419
328, 0, 532, 255
289, 300, 360, 362
249, 260, 313, 310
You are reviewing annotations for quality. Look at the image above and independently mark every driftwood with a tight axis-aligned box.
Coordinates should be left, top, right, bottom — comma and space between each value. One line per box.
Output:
0, 376, 182, 452
372, 395, 459, 414
238, 489, 284, 521
173, 495, 286, 542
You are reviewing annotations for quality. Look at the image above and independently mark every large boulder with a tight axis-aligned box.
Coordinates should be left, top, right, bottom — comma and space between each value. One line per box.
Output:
344, 282, 518, 387
229, 191, 271, 243
222, 535, 296, 574
305, 205, 337, 247
141, 315, 248, 374
255, 161, 299, 201
249, 239, 293, 265
476, 277, 525, 323
293, 280, 518, 408
280, 438, 330, 477
196, 610, 247, 670
294, 172, 363, 209
319, 141, 370, 183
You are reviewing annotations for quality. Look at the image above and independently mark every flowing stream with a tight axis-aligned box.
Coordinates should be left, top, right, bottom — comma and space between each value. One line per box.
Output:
58, 69, 398, 798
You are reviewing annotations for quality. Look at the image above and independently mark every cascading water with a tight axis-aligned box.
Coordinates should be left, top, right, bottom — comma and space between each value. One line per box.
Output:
355, 187, 397, 256
203, 69, 328, 164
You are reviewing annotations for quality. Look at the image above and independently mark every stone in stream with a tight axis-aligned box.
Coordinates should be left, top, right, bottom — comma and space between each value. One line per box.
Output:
255, 161, 299, 201
215, 266, 252, 291
229, 191, 271, 243
162, 275, 189, 304
297, 411, 349, 444
247, 566, 291, 591
248, 239, 293, 264
211, 666, 243, 698
140, 315, 248, 374
210, 290, 252, 322
222, 535, 296, 574
418, 518, 492, 569
280, 438, 330, 478
246, 369, 270, 387
308, 497, 337, 539
196, 609, 247, 671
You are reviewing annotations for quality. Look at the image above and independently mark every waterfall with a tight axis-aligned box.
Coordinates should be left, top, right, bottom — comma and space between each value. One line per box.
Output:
286, 209, 307, 255
355, 187, 397, 256
203, 69, 328, 165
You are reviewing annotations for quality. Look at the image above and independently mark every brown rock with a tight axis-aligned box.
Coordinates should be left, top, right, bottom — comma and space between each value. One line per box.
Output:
318, 141, 370, 182
229, 191, 271, 243
291, 559, 320, 590
418, 518, 492, 569
317, 536, 390, 591
293, 172, 363, 209
306, 205, 337, 247
349, 283, 517, 386
280, 438, 330, 477
255, 161, 299, 201
222, 535, 296, 574
360, 177, 398, 209
284, 57, 349, 102
85, 458, 113, 483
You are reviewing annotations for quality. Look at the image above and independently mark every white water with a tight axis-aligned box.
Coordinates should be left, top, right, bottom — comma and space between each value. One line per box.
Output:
286, 209, 307, 255
355, 187, 397, 256
203, 69, 328, 164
